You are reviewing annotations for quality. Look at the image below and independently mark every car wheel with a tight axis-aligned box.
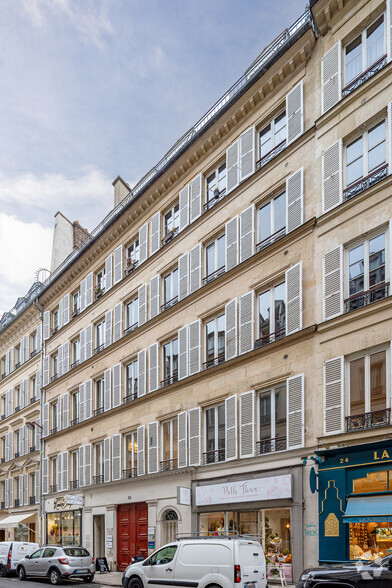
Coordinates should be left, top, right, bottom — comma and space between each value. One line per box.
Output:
49, 568, 63, 585
18, 567, 26, 581
129, 577, 144, 588
0, 565, 7, 577
83, 575, 94, 583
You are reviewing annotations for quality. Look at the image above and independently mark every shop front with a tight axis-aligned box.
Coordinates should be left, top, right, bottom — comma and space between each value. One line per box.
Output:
318, 440, 392, 563
45, 495, 83, 545
193, 468, 303, 583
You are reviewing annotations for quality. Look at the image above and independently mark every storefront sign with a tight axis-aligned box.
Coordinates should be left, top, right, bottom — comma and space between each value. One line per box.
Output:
177, 486, 191, 505
66, 494, 84, 506
196, 474, 292, 506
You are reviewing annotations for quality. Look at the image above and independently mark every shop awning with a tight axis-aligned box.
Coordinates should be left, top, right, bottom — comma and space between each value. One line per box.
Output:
0, 513, 36, 529
343, 495, 392, 523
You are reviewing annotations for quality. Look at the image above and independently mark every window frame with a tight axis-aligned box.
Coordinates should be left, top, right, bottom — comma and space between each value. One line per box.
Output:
163, 202, 180, 237
343, 13, 386, 86
161, 417, 178, 466
256, 190, 287, 249
344, 118, 387, 188
124, 430, 138, 475
126, 236, 140, 265
205, 160, 227, 204
95, 377, 104, 412
257, 384, 287, 453
94, 441, 104, 479
258, 109, 287, 161
162, 268, 179, 310
257, 281, 286, 344
95, 319, 105, 352
204, 234, 225, 282
204, 403, 225, 463
204, 313, 225, 367
162, 338, 178, 386
125, 296, 139, 333
125, 359, 138, 401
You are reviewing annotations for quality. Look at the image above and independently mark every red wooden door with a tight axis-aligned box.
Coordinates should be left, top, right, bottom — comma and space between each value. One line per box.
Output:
117, 502, 148, 571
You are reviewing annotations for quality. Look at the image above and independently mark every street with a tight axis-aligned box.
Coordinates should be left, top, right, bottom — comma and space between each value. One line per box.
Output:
0, 580, 96, 588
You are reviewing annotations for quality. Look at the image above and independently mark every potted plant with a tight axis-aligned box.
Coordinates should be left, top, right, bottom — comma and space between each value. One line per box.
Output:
163, 226, 178, 245
126, 258, 137, 274
94, 284, 103, 299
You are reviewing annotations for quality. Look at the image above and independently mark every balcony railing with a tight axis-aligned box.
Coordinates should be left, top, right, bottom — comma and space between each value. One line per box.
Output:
1, 458, 5, 464
70, 480, 79, 490
257, 436, 287, 455
1, 415, 5, 421
15, 362, 20, 369
256, 139, 286, 171
15, 406, 20, 413
50, 485, 58, 494
203, 266, 225, 286
93, 475, 104, 485
344, 282, 389, 313
15, 499, 20, 508
1, 374, 5, 380
1, 502, 5, 509
203, 353, 225, 370
204, 188, 227, 212
162, 229, 178, 246
160, 458, 178, 471
30, 396, 37, 404
254, 327, 285, 349
51, 374, 59, 382
160, 372, 178, 388
72, 308, 80, 319
124, 322, 138, 336
342, 54, 387, 97
71, 360, 80, 370
123, 468, 136, 479
125, 260, 139, 276
123, 391, 138, 404
30, 349, 37, 359
50, 427, 58, 435
14, 452, 20, 458
344, 163, 388, 202
256, 227, 286, 253
30, 446, 36, 453
346, 408, 391, 432
203, 448, 225, 465
94, 406, 104, 417
30, 496, 36, 505
70, 417, 79, 427
94, 343, 105, 355
161, 296, 179, 312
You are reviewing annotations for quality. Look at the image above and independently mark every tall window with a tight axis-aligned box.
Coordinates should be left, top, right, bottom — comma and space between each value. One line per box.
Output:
94, 442, 104, 483
206, 162, 227, 204
125, 297, 139, 333
347, 232, 386, 311
162, 339, 178, 386
257, 192, 286, 250
127, 237, 140, 265
95, 378, 104, 414
31, 332, 37, 355
51, 402, 58, 433
53, 309, 59, 331
71, 390, 79, 425
257, 283, 286, 346
204, 315, 225, 368
349, 349, 387, 417
205, 235, 225, 283
205, 404, 225, 464
95, 320, 105, 352
259, 385, 287, 454
72, 291, 80, 315
71, 451, 78, 487
52, 354, 58, 379
15, 430, 20, 457
72, 339, 80, 368
345, 121, 386, 187
95, 269, 105, 292
15, 345, 21, 367
15, 386, 21, 410
125, 431, 137, 477
51, 456, 57, 491
125, 360, 138, 402
161, 417, 178, 470
162, 269, 178, 310
259, 112, 286, 159
164, 203, 179, 236
344, 16, 385, 85
30, 376, 36, 401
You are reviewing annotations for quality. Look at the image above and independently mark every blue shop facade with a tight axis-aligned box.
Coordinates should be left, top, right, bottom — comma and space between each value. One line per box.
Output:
317, 440, 392, 564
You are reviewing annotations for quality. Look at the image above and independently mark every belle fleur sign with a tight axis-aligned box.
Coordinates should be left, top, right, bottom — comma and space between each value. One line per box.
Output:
195, 475, 292, 506
54, 495, 84, 510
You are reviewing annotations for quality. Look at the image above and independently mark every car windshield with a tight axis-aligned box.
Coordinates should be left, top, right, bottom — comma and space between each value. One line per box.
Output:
63, 548, 90, 557
369, 554, 391, 567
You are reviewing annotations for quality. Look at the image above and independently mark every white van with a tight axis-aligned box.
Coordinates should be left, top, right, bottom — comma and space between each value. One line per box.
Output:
122, 535, 267, 588
0, 541, 40, 576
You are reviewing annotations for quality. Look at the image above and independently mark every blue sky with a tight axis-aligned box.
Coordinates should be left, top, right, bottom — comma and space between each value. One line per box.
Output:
0, 0, 307, 314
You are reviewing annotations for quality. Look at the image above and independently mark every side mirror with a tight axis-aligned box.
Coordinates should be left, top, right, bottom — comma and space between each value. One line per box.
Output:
142, 558, 150, 566
25, 555, 30, 560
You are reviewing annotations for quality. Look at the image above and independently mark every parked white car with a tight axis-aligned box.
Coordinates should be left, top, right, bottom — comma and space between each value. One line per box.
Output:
0, 541, 40, 576
122, 536, 267, 588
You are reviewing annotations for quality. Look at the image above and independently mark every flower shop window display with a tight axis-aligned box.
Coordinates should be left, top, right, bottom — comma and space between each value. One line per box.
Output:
46, 510, 82, 545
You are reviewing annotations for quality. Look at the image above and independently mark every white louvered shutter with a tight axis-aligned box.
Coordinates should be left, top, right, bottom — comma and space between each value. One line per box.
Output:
112, 434, 121, 480
321, 41, 341, 114
19, 426, 24, 456
24, 334, 30, 363
79, 446, 85, 487
56, 453, 62, 492
5, 351, 9, 375
178, 411, 187, 468
113, 303, 123, 342
225, 298, 237, 360
225, 394, 237, 461
286, 168, 303, 232
138, 350, 146, 397
19, 380, 25, 410
79, 383, 85, 422
388, 103, 392, 168
84, 444, 92, 486
239, 126, 255, 182
240, 390, 255, 458
80, 328, 86, 363
63, 341, 70, 374
9, 432, 13, 460
239, 291, 254, 354
35, 470, 40, 503
63, 294, 70, 326
138, 284, 147, 326
178, 253, 189, 301
179, 185, 190, 232
19, 338, 25, 365
19, 474, 24, 505
139, 222, 149, 264
150, 211, 161, 255
36, 324, 42, 352
104, 368, 112, 411
62, 452, 69, 491
56, 397, 62, 432
58, 344, 63, 378
86, 272, 94, 307
104, 437, 111, 482
112, 364, 122, 407
113, 245, 123, 285
324, 357, 344, 435
148, 343, 159, 393
240, 205, 255, 262
35, 418, 41, 451
43, 354, 50, 387
9, 388, 14, 415
35, 369, 42, 400
189, 244, 201, 294
85, 380, 92, 420
287, 374, 304, 449
388, 1, 392, 61
148, 422, 159, 474
190, 174, 202, 223
105, 254, 113, 291
225, 216, 239, 271
150, 275, 160, 319
323, 245, 343, 320
5, 433, 9, 462
105, 309, 112, 348
43, 402, 49, 437
24, 424, 29, 455
62, 393, 69, 429
188, 407, 201, 466
188, 320, 201, 376
59, 298, 64, 330
24, 378, 29, 408
286, 80, 304, 145
43, 311, 50, 340
137, 425, 145, 476
322, 139, 343, 212
80, 278, 87, 312
24, 473, 28, 506
43, 457, 49, 495
178, 326, 189, 380
9, 347, 14, 372
85, 324, 93, 359
286, 262, 302, 335
226, 140, 240, 193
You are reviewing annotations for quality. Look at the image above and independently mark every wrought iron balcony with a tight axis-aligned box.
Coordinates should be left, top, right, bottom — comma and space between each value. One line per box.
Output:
346, 408, 391, 432
15, 362, 20, 370
344, 282, 389, 313
30, 446, 36, 453
30, 349, 37, 358
162, 228, 178, 246
30, 396, 37, 404
51, 374, 59, 382
70, 417, 79, 427
344, 164, 388, 202
30, 496, 36, 505
70, 480, 79, 490
94, 343, 105, 355
125, 260, 139, 275
203, 353, 225, 370
93, 475, 104, 485
50, 427, 58, 435
203, 266, 225, 286
14, 452, 20, 458
72, 308, 80, 319
204, 188, 227, 212
50, 485, 58, 494
1, 374, 5, 380
342, 54, 387, 98
1, 415, 5, 421
203, 448, 225, 465
71, 360, 80, 370
254, 327, 285, 349
94, 406, 104, 417
123, 391, 138, 404
1, 502, 5, 509
123, 468, 136, 479
256, 227, 286, 253
14, 499, 20, 508
256, 139, 286, 171
15, 406, 20, 413
160, 458, 178, 471
124, 322, 138, 336
161, 296, 178, 312
257, 436, 287, 455
160, 372, 178, 388
1, 458, 5, 464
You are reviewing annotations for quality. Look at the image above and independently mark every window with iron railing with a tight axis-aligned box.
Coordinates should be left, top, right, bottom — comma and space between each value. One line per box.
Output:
161, 417, 178, 471
257, 192, 286, 252
72, 338, 80, 369
125, 432, 137, 478
126, 237, 140, 267
95, 378, 104, 415
204, 235, 225, 285
71, 391, 79, 425
162, 269, 178, 311
162, 339, 178, 387
95, 320, 105, 354
258, 384, 287, 454
204, 404, 225, 464
204, 315, 225, 369
205, 162, 227, 210
257, 111, 286, 169
72, 291, 80, 316
163, 203, 179, 240
94, 442, 104, 483
125, 296, 139, 334
124, 360, 138, 403
256, 283, 286, 349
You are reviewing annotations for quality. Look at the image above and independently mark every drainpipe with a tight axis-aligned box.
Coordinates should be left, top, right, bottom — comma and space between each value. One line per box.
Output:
33, 298, 45, 543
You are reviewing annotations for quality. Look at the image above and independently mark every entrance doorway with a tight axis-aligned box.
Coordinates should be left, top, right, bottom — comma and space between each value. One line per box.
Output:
117, 502, 148, 571
93, 515, 105, 559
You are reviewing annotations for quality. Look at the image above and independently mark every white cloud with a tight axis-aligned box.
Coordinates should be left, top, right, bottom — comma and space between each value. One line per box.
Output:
0, 214, 53, 315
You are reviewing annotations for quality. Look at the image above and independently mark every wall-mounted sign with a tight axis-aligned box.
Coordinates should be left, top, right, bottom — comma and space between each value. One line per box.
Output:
54, 496, 67, 510
66, 494, 84, 506
177, 486, 191, 506
195, 475, 292, 506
